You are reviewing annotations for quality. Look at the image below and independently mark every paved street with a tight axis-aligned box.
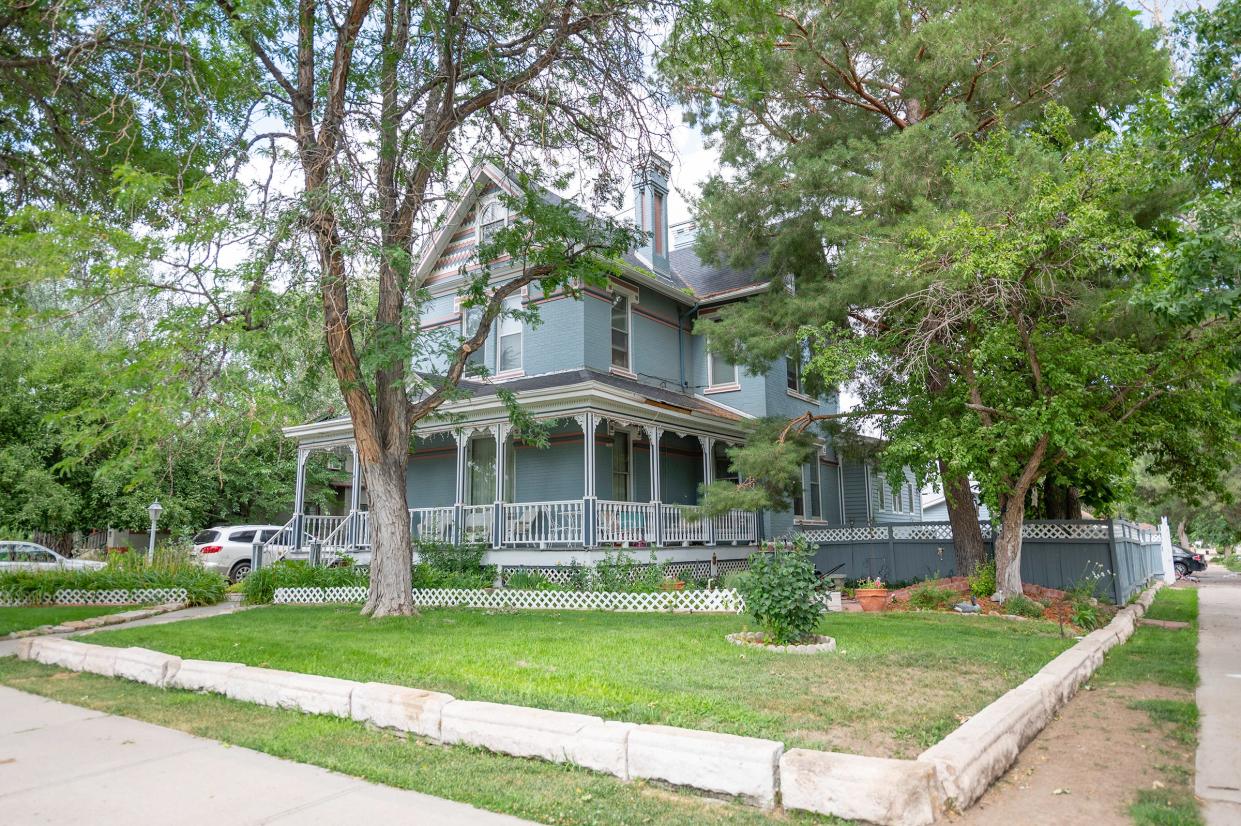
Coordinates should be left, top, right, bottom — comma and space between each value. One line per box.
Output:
1196, 564, 1241, 826
0, 687, 535, 825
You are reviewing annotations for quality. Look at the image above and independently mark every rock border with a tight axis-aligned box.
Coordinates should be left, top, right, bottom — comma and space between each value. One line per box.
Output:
3, 601, 186, 640
10, 581, 1163, 825
726, 631, 837, 654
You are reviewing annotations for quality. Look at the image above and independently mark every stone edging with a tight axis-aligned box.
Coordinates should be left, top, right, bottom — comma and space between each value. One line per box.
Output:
13, 582, 1162, 824
3, 602, 186, 640
726, 631, 837, 654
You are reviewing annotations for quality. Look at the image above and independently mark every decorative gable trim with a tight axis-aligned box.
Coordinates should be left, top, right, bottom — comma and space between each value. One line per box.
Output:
413, 162, 523, 287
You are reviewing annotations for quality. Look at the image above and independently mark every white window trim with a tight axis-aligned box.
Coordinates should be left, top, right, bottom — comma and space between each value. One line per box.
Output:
494, 292, 525, 379
705, 348, 740, 393
609, 283, 637, 378
476, 194, 509, 245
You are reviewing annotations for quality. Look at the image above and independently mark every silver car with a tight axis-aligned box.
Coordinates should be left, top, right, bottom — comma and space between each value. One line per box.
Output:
0, 541, 106, 571
192, 525, 283, 583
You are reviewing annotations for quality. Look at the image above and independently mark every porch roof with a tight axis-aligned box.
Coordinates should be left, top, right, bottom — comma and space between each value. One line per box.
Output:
284, 369, 752, 446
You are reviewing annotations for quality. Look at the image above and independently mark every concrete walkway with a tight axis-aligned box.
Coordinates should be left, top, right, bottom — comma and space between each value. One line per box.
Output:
1196, 564, 1241, 826
0, 601, 245, 659
0, 686, 535, 825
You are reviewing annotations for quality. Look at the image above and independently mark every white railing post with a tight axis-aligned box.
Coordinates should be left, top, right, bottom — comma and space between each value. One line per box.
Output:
292, 447, 308, 551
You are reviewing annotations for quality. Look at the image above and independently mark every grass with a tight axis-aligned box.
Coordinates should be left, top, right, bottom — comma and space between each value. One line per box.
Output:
0, 605, 131, 636
1095, 587, 1202, 826
1096, 588, 1198, 690
1220, 555, 1241, 573
84, 605, 1074, 756
0, 658, 840, 826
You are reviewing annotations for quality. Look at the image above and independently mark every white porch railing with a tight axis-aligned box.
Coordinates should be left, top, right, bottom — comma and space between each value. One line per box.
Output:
410, 507, 454, 544
661, 503, 709, 546
301, 514, 347, 543
460, 504, 494, 545
504, 500, 583, 546
596, 501, 654, 545
714, 509, 756, 544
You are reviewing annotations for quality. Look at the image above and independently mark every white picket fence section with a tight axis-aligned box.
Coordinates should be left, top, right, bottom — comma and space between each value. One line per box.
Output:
0, 588, 188, 607
274, 586, 748, 613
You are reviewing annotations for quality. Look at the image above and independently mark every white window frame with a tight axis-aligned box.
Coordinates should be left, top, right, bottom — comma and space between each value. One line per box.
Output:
609, 282, 638, 377
610, 428, 634, 501
476, 194, 508, 248
706, 347, 739, 392
494, 293, 524, 378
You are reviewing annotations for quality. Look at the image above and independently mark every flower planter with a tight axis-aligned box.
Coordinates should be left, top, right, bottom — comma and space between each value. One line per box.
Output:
855, 588, 890, 612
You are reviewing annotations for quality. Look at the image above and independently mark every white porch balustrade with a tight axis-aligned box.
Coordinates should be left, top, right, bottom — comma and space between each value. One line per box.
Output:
713, 509, 756, 545
660, 504, 710, 546
596, 500, 654, 545
410, 507, 454, 544
503, 501, 584, 547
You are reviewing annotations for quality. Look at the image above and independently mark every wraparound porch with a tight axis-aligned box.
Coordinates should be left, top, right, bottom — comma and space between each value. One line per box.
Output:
280, 407, 760, 554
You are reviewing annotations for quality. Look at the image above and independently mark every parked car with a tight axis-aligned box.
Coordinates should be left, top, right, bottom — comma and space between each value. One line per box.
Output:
0, 541, 106, 571
1173, 545, 1206, 578
192, 525, 284, 583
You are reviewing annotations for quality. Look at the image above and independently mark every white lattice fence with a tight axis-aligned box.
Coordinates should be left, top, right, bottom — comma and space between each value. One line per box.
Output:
0, 588, 187, 607
273, 586, 748, 613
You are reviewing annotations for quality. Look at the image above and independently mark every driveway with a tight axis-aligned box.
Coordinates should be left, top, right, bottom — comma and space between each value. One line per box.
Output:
0, 686, 535, 825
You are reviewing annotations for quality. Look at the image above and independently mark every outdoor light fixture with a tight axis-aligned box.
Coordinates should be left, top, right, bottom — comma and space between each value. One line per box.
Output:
146, 500, 163, 563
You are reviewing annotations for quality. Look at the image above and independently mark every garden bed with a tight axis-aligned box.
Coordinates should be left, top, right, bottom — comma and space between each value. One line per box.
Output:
887, 576, 1118, 629
84, 604, 1074, 757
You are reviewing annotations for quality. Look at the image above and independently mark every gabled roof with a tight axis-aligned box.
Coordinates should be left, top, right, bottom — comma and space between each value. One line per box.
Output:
413, 163, 774, 302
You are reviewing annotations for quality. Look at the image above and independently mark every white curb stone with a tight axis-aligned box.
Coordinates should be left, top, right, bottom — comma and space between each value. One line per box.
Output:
14, 637, 35, 660
79, 643, 120, 677
350, 682, 454, 739
627, 724, 783, 808
29, 638, 90, 671
780, 749, 943, 826
224, 667, 359, 717
113, 647, 182, 688
565, 720, 636, 779
440, 700, 602, 763
168, 659, 246, 694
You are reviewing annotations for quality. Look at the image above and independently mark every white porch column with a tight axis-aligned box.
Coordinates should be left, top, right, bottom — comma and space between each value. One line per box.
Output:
493, 423, 508, 549
292, 448, 309, 551
579, 412, 597, 547
645, 425, 662, 545
1160, 516, 1175, 585
699, 435, 716, 546
347, 444, 361, 548
453, 430, 469, 544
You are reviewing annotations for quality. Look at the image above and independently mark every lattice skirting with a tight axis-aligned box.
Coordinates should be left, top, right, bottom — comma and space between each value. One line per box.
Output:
274, 586, 748, 613
0, 588, 188, 607
498, 559, 751, 586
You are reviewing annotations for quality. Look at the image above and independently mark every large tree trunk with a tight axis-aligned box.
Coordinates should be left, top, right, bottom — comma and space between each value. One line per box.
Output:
1176, 519, 1190, 549
993, 493, 1026, 601
361, 453, 414, 617
939, 461, 988, 577
1040, 480, 1082, 520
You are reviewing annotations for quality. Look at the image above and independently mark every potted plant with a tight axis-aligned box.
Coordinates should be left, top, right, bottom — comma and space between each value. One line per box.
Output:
854, 577, 890, 612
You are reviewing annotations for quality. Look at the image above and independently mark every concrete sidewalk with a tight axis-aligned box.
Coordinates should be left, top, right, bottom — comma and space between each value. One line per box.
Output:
0, 686, 536, 825
1195, 564, 1241, 826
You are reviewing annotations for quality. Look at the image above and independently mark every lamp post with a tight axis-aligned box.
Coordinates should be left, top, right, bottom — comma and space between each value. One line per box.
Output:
146, 501, 163, 564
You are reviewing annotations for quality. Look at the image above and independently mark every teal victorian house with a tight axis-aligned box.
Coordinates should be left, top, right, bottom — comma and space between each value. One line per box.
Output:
278, 157, 923, 575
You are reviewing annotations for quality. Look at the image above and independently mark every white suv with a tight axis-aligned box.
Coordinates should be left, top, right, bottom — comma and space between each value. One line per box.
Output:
192, 525, 283, 583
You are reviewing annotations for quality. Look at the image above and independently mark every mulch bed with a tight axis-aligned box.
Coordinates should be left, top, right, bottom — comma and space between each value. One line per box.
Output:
886, 577, 1104, 626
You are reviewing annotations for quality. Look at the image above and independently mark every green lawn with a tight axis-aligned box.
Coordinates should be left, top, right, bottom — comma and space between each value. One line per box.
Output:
1095, 587, 1201, 826
86, 605, 1074, 756
0, 658, 837, 826
0, 605, 131, 636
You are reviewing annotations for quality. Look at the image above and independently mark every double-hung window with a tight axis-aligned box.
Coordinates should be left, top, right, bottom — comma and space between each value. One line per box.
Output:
809, 467, 822, 519
611, 431, 632, 500
611, 292, 632, 372
708, 349, 738, 389
496, 295, 522, 374
786, 354, 802, 393
478, 197, 507, 249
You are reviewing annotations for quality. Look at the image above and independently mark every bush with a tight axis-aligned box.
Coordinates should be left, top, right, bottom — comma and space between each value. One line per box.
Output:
969, 560, 996, 600
736, 540, 823, 644
504, 571, 563, 591
908, 581, 959, 611
411, 564, 494, 589
593, 550, 667, 593
720, 570, 751, 591
1071, 599, 1101, 630
1003, 593, 1045, 619
242, 560, 368, 605
415, 540, 487, 574
0, 550, 227, 607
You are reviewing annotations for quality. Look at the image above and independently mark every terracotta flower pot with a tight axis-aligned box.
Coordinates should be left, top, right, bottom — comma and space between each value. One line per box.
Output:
855, 588, 890, 612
